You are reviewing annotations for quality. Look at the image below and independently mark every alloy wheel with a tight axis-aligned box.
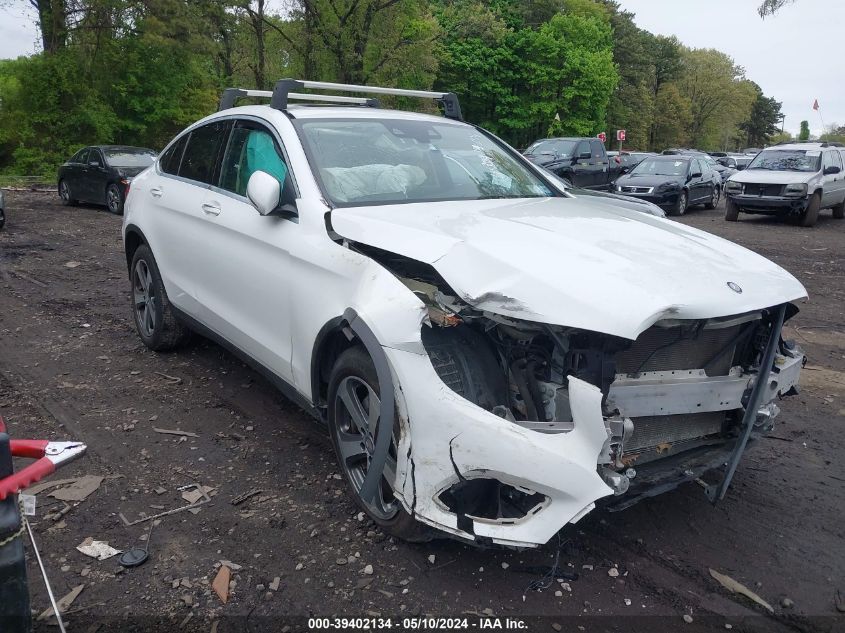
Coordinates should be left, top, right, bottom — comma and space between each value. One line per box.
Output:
60, 181, 69, 202
133, 259, 157, 338
333, 375, 399, 521
107, 186, 121, 213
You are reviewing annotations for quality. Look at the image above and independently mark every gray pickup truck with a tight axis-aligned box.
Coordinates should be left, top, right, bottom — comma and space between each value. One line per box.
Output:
523, 137, 624, 189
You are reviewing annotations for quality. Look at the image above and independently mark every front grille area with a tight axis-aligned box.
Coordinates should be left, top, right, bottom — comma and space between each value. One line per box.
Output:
621, 186, 652, 194
615, 323, 743, 376
625, 412, 725, 453
743, 183, 784, 196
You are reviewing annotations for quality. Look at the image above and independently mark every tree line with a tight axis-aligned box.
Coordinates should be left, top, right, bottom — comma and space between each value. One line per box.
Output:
0, 0, 785, 177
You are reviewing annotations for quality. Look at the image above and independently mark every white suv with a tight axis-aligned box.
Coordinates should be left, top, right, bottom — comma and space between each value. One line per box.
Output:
123, 80, 807, 548
725, 142, 845, 226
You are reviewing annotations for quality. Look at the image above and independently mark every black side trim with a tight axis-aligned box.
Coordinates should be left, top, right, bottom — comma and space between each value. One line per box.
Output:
342, 308, 395, 505
706, 303, 787, 502
310, 316, 345, 412
170, 306, 322, 421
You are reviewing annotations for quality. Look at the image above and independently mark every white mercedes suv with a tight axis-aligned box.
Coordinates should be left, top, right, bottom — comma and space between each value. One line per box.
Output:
123, 80, 807, 548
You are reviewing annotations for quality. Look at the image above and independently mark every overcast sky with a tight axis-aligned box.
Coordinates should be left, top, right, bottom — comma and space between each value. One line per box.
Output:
1, 0, 842, 137
620, 0, 845, 137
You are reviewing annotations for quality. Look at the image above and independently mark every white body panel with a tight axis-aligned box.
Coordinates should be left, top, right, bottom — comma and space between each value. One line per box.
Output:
330, 197, 807, 340
123, 104, 807, 548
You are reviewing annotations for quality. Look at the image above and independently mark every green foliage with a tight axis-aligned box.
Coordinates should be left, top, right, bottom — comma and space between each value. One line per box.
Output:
820, 123, 845, 144
0, 0, 786, 174
799, 120, 810, 141
435, 0, 617, 147
739, 87, 783, 147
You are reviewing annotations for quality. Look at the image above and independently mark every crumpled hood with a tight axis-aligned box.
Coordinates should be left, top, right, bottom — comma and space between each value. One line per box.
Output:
728, 169, 816, 185
331, 196, 807, 340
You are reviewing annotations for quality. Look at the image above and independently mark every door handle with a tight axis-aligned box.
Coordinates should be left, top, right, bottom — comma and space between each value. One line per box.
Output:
150, 188, 163, 198
201, 202, 221, 216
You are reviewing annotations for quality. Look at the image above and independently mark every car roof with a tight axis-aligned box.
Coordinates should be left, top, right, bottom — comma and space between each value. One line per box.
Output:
651, 155, 692, 161
222, 104, 465, 125
764, 143, 827, 151
90, 145, 157, 152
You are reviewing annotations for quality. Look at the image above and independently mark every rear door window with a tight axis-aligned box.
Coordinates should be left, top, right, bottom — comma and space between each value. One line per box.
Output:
159, 135, 188, 175
179, 121, 231, 185
71, 149, 89, 163
219, 121, 289, 197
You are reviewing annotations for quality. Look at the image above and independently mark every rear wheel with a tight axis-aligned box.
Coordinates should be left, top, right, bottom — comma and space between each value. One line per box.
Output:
725, 198, 739, 221
0, 207, 5, 231
130, 245, 190, 351
801, 193, 821, 227
106, 183, 124, 215
58, 180, 78, 206
328, 347, 431, 542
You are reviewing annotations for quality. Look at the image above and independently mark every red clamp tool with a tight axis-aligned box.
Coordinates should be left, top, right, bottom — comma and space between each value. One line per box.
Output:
0, 440, 87, 501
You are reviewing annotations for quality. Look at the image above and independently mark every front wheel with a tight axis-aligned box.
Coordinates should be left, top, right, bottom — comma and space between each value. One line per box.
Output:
106, 183, 124, 215
801, 193, 821, 227
705, 185, 720, 210
725, 198, 739, 221
670, 190, 688, 216
328, 346, 430, 543
130, 245, 190, 351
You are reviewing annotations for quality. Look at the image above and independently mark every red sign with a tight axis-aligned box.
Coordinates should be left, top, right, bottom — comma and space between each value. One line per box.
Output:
597, 132, 607, 143
616, 129, 626, 141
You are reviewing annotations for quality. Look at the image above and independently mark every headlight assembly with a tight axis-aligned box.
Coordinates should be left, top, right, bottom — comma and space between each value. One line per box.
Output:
726, 181, 743, 193
784, 183, 808, 197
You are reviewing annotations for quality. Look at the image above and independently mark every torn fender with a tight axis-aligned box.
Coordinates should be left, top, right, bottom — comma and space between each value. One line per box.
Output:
385, 345, 613, 547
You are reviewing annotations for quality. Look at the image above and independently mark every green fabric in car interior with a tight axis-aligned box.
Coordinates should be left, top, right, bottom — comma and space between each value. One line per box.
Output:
240, 131, 288, 193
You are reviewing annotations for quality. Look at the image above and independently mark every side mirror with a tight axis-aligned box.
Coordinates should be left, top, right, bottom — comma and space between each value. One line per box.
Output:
690, 171, 702, 179
246, 170, 282, 216
578, 152, 592, 160
824, 165, 841, 175
620, 166, 630, 174
89, 161, 101, 168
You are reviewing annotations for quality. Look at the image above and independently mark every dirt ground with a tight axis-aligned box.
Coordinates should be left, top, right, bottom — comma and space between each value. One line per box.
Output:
0, 189, 843, 633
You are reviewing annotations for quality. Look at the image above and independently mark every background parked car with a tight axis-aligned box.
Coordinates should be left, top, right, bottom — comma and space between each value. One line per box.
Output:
612, 154, 721, 215
523, 137, 622, 189
725, 142, 845, 226
718, 155, 751, 171
58, 145, 157, 214
0, 190, 5, 230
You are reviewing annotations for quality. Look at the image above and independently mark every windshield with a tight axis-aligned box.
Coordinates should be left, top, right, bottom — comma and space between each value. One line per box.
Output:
297, 119, 554, 206
747, 150, 820, 172
104, 149, 157, 167
631, 158, 688, 177
524, 139, 578, 158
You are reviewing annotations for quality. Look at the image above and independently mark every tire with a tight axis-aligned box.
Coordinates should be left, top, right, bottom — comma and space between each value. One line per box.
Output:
58, 180, 78, 206
129, 245, 190, 351
0, 207, 5, 231
670, 190, 688, 216
328, 346, 431, 543
833, 199, 845, 219
106, 183, 124, 215
705, 184, 720, 210
801, 193, 821, 227
725, 198, 739, 221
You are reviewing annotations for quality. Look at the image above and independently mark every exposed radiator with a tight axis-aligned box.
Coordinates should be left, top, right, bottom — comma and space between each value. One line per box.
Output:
615, 323, 743, 376
626, 412, 725, 453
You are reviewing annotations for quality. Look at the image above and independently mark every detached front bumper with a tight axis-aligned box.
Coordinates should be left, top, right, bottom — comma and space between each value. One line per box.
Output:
727, 193, 809, 215
386, 339, 804, 549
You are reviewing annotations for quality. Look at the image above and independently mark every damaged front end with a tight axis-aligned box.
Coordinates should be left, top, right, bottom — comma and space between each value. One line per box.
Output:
355, 243, 804, 547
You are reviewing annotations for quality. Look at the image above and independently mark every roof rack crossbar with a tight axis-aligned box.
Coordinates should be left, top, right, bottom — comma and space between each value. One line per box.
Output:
219, 87, 377, 110
220, 79, 463, 120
